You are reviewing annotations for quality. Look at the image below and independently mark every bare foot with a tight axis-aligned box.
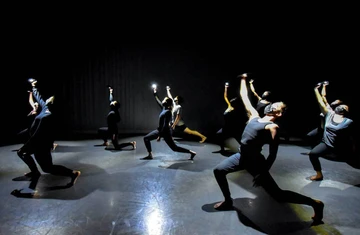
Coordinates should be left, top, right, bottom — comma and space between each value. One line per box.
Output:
310, 175, 323, 181
69, 171, 81, 186
214, 200, 233, 210
188, 151, 196, 160
132, 141, 136, 150
199, 137, 207, 143
312, 200, 324, 222
52, 143, 58, 151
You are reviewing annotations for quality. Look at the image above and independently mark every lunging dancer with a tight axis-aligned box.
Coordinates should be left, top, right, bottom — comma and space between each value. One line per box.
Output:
16, 78, 80, 186
97, 86, 136, 150
306, 82, 356, 181
166, 86, 207, 143
141, 85, 196, 160
212, 73, 324, 224
214, 81, 244, 153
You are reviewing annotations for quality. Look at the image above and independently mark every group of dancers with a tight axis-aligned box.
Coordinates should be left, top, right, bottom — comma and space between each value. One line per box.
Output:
13, 74, 357, 225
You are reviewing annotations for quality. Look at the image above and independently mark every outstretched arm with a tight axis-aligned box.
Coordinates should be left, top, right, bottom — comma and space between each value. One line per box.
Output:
31, 82, 46, 108
153, 87, 163, 109
27, 92, 38, 116
321, 81, 330, 108
166, 86, 176, 107
224, 83, 234, 112
240, 74, 259, 119
249, 79, 261, 101
109, 87, 114, 103
314, 83, 329, 116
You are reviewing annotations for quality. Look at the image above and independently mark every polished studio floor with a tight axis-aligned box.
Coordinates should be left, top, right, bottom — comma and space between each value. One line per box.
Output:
1, 136, 359, 235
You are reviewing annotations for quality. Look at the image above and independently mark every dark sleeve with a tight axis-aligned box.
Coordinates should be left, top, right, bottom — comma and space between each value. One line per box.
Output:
159, 111, 171, 137
32, 87, 46, 108
154, 92, 163, 109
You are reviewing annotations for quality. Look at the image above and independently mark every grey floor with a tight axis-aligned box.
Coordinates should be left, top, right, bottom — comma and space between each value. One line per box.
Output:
1, 136, 359, 235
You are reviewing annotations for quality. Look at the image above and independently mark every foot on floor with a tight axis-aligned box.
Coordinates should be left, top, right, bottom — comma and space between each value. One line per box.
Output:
214, 200, 234, 210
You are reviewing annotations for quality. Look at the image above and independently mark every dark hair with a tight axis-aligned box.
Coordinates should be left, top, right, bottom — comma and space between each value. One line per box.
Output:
264, 102, 286, 115
175, 96, 184, 104
162, 97, 173, 108
330, 99, 343, 110
261, 91, 272, 101
334, 104, 349, 116
264, 103, 274, 114
110, 101, 120, 110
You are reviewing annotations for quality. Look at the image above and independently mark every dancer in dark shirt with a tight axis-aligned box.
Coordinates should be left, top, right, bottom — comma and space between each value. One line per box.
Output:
212, 73, 324, 224
97, 86, 136, 150
141, 95, 196, 160
305, 81, 343, 150
215, 82, 244, 153
16, 78, 80, 186
307, 82, 356, 181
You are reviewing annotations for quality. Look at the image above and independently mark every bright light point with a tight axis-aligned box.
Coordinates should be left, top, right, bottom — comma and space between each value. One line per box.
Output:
145, 208, 164, 235
152, 84, 157, 89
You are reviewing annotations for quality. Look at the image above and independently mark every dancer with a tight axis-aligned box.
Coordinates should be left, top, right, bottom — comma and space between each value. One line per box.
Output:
304, 81, 343, 151
141, 95, 196, 160
17, 90, 58, 150
249, 78, 272, 116
16, 78, 80, 186
213, 73, 324, 224
166, 86, 207, 143
306, 82, 356, 181
97, 86, 136, 150
214, 82, 244, 153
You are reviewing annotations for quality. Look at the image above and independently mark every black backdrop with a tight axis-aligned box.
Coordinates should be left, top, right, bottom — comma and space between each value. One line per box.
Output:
2, 24, 359, 146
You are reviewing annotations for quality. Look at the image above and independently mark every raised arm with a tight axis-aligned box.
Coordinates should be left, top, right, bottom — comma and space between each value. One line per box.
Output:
239, 74, 259, 119
166, 86, 176, 107
109, 87, 114, 103
314, 83, 329, 116
27, 91, 38, 116
249, 79, 262, 101
153, 86, 163, 109
224, 83, 234, 112
31, 81, 46, 108
321, 81, 330, 108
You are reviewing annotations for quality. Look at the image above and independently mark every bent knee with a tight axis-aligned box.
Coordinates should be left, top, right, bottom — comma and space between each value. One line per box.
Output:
213, 167, 226, 175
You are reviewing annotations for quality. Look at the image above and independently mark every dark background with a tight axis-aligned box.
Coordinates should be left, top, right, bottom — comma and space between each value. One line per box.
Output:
2, 10, 359, 146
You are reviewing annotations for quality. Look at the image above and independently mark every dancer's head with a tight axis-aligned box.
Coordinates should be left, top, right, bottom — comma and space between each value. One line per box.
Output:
264, 102, 286, 118
110, 100, 120, 110
334, 104, 349, 116
261, 91, 272, 101
162, 97, 173, 109
330, 99, 343, 110
174, 96, 184, 105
